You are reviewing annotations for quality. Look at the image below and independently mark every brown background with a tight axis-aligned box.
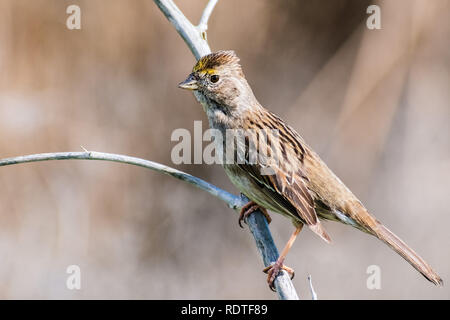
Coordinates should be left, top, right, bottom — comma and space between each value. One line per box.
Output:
0, 0, 448, 299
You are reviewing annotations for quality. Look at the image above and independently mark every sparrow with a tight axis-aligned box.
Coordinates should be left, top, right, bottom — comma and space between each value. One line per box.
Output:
178, 50, 442, 290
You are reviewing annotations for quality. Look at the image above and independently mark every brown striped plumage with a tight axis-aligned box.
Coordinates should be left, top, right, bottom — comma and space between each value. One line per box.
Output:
179, 50, 443, 287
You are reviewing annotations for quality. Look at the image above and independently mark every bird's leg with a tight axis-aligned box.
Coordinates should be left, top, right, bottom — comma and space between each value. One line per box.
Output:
263, 223, 303, 291
238, 201, 272, 228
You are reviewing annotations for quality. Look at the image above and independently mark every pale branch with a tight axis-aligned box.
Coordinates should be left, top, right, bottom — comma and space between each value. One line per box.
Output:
0, 151, 238, 208
153, 0, 300, 299
154, 0, 210, 59
0, 148, 299, 299
308, 275, 318, 300
197, 0, 219, 40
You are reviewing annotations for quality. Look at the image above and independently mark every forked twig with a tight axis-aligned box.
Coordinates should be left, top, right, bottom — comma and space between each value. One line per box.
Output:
197, 0, 219, 40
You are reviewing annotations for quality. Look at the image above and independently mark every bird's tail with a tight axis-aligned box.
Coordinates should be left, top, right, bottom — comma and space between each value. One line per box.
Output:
372, 222, 443, 286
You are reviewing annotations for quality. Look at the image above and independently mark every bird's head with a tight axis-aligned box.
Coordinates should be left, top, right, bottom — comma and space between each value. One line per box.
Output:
178, 50, 256, 112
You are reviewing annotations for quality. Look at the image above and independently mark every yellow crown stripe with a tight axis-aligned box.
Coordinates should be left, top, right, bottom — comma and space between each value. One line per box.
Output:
192, 65, 217, 75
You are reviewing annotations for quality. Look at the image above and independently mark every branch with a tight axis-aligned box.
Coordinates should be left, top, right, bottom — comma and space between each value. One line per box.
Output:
197, 0, 219, 40
308, 275, 318, 300
153, 0, 299, 299
0, 151, 238, 209
154, 0, 210, 59
0, 149, 298, 299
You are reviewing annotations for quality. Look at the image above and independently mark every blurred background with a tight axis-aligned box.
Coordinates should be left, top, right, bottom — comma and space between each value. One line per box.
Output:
0, 0, 448, 299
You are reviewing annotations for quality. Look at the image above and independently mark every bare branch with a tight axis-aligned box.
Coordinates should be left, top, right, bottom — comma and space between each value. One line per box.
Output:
197, 0, 219, 40
308, 275, 318, 300
154, 0, 210, 59
0, 149, 299, 299
0, 151, 239, 209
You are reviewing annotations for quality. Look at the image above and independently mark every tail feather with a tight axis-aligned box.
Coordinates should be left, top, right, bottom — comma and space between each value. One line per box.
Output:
309, 221, 332, 244
373, 223, 443, 286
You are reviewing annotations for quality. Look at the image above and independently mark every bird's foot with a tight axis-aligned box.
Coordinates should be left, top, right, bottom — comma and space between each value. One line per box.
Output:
262, 258, 295, 292
238, 201, 271, 228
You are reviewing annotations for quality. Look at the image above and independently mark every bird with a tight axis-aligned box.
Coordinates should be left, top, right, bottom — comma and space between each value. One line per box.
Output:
178, 50, 442, 290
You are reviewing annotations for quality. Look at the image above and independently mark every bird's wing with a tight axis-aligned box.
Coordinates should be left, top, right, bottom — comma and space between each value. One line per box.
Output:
239, 162, 331, 243
239, 110, 331, 243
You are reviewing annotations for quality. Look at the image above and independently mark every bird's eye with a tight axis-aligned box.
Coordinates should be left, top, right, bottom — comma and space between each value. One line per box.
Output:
210, 74, 220, 83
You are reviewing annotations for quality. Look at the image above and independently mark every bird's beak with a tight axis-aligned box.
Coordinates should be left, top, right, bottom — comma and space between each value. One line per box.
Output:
178, 73, 198, 90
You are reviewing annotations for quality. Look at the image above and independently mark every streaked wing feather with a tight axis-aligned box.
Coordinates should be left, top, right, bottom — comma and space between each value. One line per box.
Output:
240, 110, 331, 243
239, 162, 331, 243
266, 166, 316, 226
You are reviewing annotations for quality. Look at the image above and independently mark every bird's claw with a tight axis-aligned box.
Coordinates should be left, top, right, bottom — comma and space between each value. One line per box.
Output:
262, 260, 295, 292
238, 201, 271, 228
